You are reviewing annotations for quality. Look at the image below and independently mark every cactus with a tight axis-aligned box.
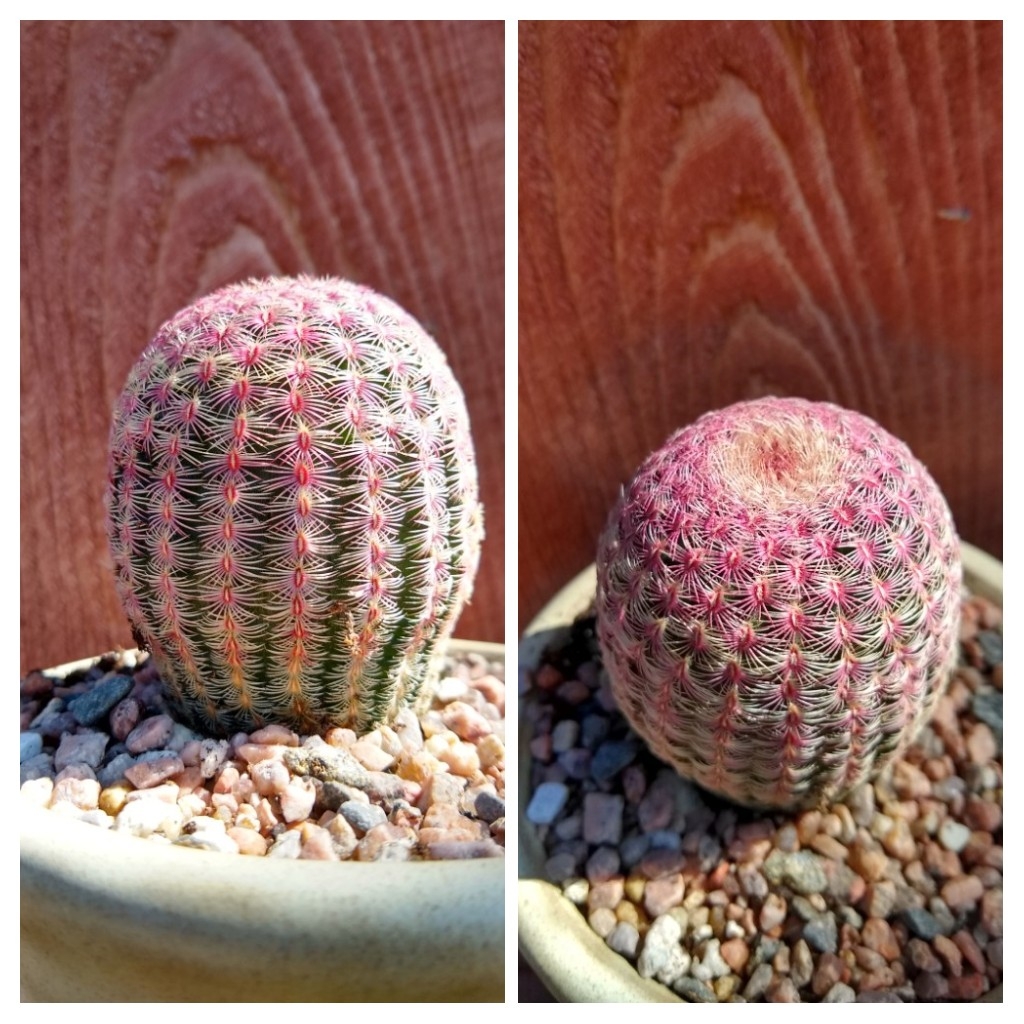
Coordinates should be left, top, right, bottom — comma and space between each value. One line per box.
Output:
596, 397, 960, 811
105, 275, 483, 736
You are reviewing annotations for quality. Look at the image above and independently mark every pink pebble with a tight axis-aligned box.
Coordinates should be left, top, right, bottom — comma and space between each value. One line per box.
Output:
249, 725, 299, 747
228, 827, 268, 856
350, 739, 395, 772
441, 701, 493, 742
51, 777, 100, 811
279, 777, 316, 823
125, 714, 174, 754
300, 825, 339, 861
214, 764, 240, 794
251, 759, 290, 797
110, 697, 142, 741
125, 754, 184, 790
235, 743, 282, 765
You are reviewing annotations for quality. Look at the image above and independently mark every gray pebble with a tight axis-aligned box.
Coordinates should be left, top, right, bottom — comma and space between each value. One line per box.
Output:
606, 922, 640, 960
266, 829, 303, 859
647, 829, 683, 851
762, 849, 828, 894
579, 714, 609, 749
284, 740, 369, 787
590, 740, 638, 782
971, 690, 1003, 746
803, 912, 838, 953
474, 791, 505, 823
823, 982, 856, 1003
901, 906, 944, 940
558, 748, 592, 780
742, 962, 774, 999
544, 852, 578, 884
749, 936, 781, 969
97, 752, 137, 787
66, 673, 133, 725
551, 719, 579, 752
790, 939, 813, 988
340, 800, 387, 834
673, 976, 717, 1003
20, 732, 43, 763
976, 630, 1002, 666
526, 781, 569, 825
583, 792, 624, 845
926, 897, 957, 935
619, 832, 651, 868
21, 753, 55, 784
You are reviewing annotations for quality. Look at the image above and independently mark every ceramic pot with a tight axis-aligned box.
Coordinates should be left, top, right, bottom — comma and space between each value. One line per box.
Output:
22, 639, 505, 1003
519, 544, 1002, 1002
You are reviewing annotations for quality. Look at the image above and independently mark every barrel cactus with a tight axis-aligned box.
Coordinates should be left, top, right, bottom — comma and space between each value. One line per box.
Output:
596, 397, 960, 811
105, 275, 483, 736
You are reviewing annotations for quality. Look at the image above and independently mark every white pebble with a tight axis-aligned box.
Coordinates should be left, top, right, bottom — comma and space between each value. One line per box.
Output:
21, 777, 54, 809
114, 799, 184, 839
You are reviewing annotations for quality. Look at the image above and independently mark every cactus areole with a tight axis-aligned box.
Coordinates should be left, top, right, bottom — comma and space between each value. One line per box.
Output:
596, 398, 960, 811
105, 276, 483, 736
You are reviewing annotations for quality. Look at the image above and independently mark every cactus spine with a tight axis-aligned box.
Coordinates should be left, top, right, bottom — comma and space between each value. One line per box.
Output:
105, 276, 482, 736
596, 397, 960, 811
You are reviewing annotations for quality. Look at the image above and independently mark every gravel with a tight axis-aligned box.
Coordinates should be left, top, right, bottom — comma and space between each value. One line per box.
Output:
524, 592, 1003, 1002
22, 649, 504, 862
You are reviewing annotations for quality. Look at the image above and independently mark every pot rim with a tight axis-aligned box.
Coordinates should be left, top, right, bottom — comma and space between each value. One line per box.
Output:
518, 542, 1002, 1003
22, 637, 506, 1002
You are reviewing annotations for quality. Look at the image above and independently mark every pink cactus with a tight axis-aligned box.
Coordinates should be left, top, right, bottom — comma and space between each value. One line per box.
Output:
105, 276, 482, 736
596, 397, 960, 810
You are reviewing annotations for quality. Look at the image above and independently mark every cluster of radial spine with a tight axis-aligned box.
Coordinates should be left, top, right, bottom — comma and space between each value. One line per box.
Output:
596, 398, 960, 811
105, 276, 482, 735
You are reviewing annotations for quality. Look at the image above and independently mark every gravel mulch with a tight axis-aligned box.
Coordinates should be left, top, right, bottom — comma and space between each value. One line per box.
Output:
523, 593, 1002, 1002
21, 649, 505, 862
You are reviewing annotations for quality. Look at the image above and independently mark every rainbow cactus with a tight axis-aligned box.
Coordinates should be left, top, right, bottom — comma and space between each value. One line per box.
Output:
596, 397, 960, 811
105, 275, 483, 736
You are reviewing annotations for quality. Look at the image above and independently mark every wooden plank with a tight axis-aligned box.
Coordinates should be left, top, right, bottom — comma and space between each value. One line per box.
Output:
21, 21, 505, 672
519, 20, 1001, 628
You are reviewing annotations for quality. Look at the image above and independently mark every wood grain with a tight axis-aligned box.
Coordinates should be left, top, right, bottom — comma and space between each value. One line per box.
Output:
519, 20, 1001, 629
21, 21, 505, 673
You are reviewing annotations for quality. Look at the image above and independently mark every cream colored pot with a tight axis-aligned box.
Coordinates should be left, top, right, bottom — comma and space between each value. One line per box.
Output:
519, 545, 1002, 1002
22, 640, 505, 1003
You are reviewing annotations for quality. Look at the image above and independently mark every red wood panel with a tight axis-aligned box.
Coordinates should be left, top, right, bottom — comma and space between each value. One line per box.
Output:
519, 20, 1001, 629
21, 20, 505, 673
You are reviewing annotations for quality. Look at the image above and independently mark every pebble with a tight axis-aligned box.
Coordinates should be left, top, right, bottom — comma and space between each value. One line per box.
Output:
582, 793, 624, 845
521, 596, 1003, 1002
803, 913, 838, 954
762, 850, 827, 894
124, 714, 175, 754
937, 819, 972, 853
901, 907, 945, 940
590, 740, 639, 782
526, 782, 569, 825
67, 673, 133, 725
606, 922, 640, 960
673, 977, 716, 1003
822, 982, 855, 1002
54, 732, 108, 772
20, 732, 43, 763
340, 800, 388, 835
23, 650, 504, 865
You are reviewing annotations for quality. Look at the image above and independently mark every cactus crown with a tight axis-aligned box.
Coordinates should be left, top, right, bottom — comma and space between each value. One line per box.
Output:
105, 275, 482, 736
596, 397, 960, 811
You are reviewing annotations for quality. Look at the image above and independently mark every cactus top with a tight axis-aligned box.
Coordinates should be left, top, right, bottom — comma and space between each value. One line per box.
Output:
105, 276, 482, 735
596, 397, 960, 810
